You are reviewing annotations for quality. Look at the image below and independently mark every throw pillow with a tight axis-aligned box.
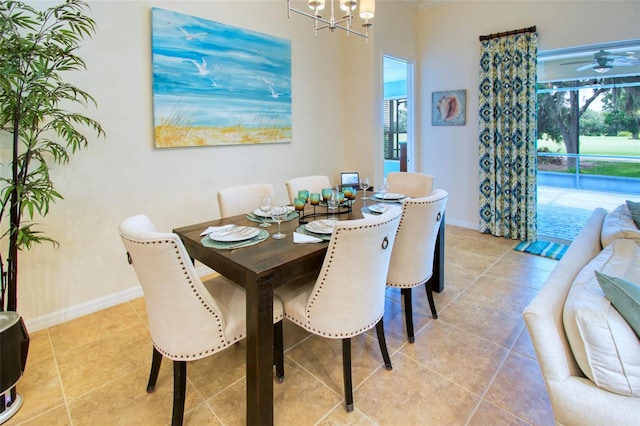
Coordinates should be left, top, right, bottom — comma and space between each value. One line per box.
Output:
601, 204, 640, 247
563, 239, 640, 396
596, 271, 640, 338
627, 200, 640, 228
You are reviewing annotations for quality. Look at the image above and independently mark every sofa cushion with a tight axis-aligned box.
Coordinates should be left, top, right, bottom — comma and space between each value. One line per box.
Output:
563, 238, 640, 396
601, 204, 640, 248
596, 271, 640, 338
627, 200, 640, 228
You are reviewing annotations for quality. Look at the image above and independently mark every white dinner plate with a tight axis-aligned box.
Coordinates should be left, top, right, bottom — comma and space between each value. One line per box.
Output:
374, 192, 405, 200
253, 206, 294, 217
208, 226, 259, 242
368, 204, 387, 213
305, 219, 338, 234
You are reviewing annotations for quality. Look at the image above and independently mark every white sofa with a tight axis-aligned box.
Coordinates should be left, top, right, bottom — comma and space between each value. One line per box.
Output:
524, 206, 640, 426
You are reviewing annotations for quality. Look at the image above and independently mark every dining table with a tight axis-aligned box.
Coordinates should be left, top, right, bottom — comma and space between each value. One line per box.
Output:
173, 194, 444, 425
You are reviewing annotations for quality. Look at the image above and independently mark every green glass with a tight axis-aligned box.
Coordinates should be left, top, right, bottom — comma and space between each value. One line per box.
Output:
309, 193, 321, 205
297, 190, 309, 203
337, 191, 345, 203
293, 197, 305, 211
321, 188, 332, 202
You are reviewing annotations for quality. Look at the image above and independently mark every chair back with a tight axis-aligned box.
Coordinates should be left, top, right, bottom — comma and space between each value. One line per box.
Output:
217, 183, 275, 218
303, 207, 402, 337
285, 175, 331, 203
386, 172, 434, 198
119, 214, 231, 359
387, 189, 448, 287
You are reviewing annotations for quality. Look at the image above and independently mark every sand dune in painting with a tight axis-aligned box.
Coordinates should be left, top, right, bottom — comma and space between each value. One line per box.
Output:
155, 124, 292, 148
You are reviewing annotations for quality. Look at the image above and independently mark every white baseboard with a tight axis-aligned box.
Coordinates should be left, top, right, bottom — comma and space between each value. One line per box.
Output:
25, 266, 215, 332
446, 218, 478, 230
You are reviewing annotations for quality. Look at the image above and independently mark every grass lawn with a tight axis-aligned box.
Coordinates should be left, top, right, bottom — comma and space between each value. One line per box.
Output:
537, 135, 640, 156
537, 136, 640, 178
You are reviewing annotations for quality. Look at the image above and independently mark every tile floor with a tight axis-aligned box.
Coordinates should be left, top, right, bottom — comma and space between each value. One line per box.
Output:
7, 225, 559, 425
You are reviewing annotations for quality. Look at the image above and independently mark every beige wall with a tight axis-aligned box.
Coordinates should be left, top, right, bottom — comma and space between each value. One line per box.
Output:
11, 0, 639, 328
417, 1, 640, 228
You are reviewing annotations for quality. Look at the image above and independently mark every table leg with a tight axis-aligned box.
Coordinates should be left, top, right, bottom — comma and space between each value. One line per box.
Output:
245, 272, 275, 425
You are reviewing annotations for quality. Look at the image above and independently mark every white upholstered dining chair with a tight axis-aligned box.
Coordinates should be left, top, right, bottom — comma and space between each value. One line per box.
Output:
387, 189, 448, 343
217, 183, 276, 218
274, 207, 402, 412
285, 175, 332, 203
119, 214, 284, 426
386, 172, 434, 198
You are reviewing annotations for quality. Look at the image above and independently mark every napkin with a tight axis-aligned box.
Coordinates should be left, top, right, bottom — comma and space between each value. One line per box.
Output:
293, 232, 323, 244
200, 224, 234, 236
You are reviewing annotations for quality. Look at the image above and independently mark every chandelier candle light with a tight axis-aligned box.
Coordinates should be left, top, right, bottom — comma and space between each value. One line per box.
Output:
287, 0, 375, 43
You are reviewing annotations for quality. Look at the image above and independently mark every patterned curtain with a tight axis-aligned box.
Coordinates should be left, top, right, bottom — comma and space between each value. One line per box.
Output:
478, 31, 538, 241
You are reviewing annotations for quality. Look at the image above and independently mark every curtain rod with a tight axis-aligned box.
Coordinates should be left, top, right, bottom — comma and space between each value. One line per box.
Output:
479, 26, 536, 42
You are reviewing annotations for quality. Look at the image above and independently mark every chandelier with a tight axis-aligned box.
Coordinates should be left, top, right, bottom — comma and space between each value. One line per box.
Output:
287, 0, 375, 43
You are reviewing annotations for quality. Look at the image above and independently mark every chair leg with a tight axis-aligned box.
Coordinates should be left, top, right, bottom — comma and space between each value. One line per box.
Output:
274, 321, 285, 383
375, 319, 393, 370
172, 361, 187, 426
401, 288, 415, 343
425, 278, 438, 319
147, 347, 163, 392
342, 338, 354, 412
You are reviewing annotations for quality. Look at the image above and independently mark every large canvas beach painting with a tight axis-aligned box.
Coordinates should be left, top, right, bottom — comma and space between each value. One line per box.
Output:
151, 8, 292, 148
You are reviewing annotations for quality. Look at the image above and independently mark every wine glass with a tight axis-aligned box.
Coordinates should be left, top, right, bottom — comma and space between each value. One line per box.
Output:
259, 196, 272, 228
377, 178, 389, 200
360, 177, 370, 200
270, 205, 288, 239
328, 190, 339, 219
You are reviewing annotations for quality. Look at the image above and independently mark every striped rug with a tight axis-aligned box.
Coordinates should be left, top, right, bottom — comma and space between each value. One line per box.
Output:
514, 240, 569, 260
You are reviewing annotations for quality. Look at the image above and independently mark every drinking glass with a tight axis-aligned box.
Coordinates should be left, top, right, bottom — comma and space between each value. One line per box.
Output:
376, 178, 389, 199
309, 193, 321, 205
259, 196, 272, 228
342, 186, 353, 200
360, 177, 370, 200
328, 190, 339, 219
271, 205, 288, 239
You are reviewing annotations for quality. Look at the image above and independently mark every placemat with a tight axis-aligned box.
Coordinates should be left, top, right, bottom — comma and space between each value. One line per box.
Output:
201, 228, 269, 249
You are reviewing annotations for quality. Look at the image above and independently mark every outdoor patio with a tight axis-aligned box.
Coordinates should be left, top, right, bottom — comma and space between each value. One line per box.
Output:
537, 186, 631, 243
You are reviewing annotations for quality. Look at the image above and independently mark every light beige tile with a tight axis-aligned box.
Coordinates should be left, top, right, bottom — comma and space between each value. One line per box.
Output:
23, 329, 53, 364
5, 356, 66, 425
485, 351, 555, 426
285, 333, 389, 397
317, 405, 377, 425
68, 366, 204, 425
56, 321, 151, 400
468, 400, 530, 425
513, 325, 537, 360
355, 354, 480, 424
456, 273, 540, 315
402, 320, 509, 394
439, 295, 526, 349
208, 361, 341, 426
484, 260, 552, 291
49, 303, 144, 355
15, 405, 71, 426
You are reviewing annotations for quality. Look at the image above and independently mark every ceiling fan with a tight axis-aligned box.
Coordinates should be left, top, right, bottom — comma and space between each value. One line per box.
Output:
561, 49, 640, 73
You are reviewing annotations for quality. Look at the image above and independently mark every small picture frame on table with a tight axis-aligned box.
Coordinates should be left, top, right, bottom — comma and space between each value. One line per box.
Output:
340, 172, 359, 188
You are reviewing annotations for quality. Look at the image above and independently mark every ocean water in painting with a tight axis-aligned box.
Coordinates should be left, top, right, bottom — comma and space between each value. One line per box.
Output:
151, 8, 292, 147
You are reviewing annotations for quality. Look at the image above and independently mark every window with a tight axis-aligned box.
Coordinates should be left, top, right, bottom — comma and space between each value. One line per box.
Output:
383, 98, 407, 161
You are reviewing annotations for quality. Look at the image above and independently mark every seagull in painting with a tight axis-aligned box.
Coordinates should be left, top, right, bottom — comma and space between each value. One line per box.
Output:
166, 21, 207, 41
268, 85, 282, 99
185, 57, 210, 76
262, 77, 274, 86
209, 78, 219, 87
179, 27, 207, 41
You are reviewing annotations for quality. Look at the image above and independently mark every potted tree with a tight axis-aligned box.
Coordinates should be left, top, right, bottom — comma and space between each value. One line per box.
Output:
0, 0, 104, 420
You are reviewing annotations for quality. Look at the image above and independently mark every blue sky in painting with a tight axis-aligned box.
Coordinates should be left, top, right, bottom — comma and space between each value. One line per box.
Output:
151, 8, 291, 129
